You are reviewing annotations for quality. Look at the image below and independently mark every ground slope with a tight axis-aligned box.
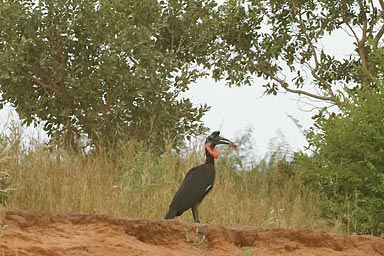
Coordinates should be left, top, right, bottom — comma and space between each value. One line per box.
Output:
0, 210, 383, 256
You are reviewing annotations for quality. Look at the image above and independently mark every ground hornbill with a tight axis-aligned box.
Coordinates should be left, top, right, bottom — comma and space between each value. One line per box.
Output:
164, 131, 235, 223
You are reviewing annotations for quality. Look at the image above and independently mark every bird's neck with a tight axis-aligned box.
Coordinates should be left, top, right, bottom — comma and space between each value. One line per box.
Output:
205, 143, 218, 164
205, 152, 215, 164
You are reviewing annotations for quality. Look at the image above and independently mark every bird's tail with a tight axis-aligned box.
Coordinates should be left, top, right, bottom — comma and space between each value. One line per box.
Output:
164, 209, 177, 219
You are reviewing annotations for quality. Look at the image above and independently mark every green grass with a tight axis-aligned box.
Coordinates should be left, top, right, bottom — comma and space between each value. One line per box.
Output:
0, 133, 329, 231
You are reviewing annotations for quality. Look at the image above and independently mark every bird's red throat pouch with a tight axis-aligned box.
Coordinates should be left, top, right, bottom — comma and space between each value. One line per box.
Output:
205, 143, 219, 159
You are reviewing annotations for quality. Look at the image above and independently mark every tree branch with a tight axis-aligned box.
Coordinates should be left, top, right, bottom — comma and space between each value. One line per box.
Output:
345, 22, 360, 44
379, 0, 384, 10
27, 73, 75, 110
27, 74, 60, 95
357, 0, 369, 70
287, 0, 335, 99
262, 69, 333, 101
373, 25, 384, 49
280, 82, 332, 101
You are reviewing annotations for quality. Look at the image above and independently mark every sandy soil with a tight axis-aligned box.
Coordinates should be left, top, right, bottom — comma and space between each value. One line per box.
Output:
0, 210, 383, 256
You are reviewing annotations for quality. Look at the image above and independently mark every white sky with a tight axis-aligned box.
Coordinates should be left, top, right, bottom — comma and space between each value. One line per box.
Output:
183, 79, 315, 156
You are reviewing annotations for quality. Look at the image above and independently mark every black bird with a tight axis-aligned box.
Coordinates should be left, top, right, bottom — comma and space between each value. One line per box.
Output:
164, 131, 234, 223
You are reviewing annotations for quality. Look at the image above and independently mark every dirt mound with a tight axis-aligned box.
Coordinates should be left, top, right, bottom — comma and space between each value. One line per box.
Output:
0, 210, 383, 256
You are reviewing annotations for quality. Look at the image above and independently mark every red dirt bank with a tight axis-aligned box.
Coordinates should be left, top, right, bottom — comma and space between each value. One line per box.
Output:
0, 210, 383, 255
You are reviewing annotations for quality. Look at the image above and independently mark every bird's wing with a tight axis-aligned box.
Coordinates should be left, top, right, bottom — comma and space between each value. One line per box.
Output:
168, 164, 214, 214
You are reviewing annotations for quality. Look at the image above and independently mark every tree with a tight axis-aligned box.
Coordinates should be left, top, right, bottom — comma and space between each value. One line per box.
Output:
208, 0, 384, 234
0, 0, 217, 150
298, 45, 384, 235
210, 0, 384, 102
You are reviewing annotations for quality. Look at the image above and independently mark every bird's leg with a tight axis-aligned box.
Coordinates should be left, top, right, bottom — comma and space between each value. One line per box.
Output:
192, 204, 200, 223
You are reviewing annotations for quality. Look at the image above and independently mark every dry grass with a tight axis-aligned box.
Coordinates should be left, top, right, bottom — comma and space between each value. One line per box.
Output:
0, 133, 329, 231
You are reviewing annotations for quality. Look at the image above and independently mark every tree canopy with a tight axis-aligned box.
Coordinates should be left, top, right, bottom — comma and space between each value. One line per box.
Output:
0, 0, 217, 149
211, 0, 384, 102
2, 0, 383, 148
296, 44, 384, 235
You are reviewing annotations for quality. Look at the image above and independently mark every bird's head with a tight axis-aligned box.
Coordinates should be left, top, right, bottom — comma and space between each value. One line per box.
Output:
205, 131, 234, 159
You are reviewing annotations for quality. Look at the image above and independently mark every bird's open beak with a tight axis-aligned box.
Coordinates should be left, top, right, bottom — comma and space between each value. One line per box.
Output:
214, 136, 234, 146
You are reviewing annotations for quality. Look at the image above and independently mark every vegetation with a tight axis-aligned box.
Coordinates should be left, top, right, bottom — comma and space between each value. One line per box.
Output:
211, 0, 384, 102
4, 0, 383, 148
297, 47, 384, 236
0, 128, 326, 231
211, 0, 384, 236
1, 0, 383, 237
0, 0, 215, 149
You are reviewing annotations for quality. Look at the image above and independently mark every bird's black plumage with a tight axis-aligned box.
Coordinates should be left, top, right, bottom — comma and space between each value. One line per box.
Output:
164, 131, 233, 223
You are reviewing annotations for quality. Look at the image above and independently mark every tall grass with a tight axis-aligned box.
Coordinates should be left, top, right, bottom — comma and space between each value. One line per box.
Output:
0, 131, 329, 231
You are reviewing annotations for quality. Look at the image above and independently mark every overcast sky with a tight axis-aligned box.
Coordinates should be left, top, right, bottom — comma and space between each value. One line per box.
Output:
183, 78, 317, 157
